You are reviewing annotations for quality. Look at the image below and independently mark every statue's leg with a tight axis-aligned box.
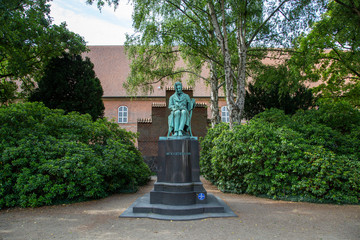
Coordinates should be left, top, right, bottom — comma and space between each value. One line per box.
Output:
179, 110, 187, 136
168, 114, 173, 137
174, 110, 180, 136
167, 126, 173, 137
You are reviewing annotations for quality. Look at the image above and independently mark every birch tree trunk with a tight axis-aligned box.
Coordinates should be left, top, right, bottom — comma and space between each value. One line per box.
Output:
208, 0, 239, 128
209, 60, 220, 127
233, 48, 247, 124
235, 17, 248, 124
224, 48, 237, 128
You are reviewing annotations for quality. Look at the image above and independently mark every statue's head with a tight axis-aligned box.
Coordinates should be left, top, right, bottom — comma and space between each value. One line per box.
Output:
174, 82, 183, 94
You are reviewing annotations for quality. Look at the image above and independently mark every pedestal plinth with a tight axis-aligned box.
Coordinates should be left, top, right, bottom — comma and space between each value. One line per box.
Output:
120, 137, 237, 220
150, 137, 207, 205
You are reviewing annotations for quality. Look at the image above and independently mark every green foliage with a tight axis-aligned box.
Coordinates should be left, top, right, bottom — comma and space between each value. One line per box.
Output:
88, 0, 326, 125
200, 102, 360, 204
121, 1, 219, 95
29, 53, 105, 120
123, 45, 182, 95
290, 0, 360, 106
0, 102, 151, 208
0, 79, 17, 105
244, 65, 314, 119
0, 0, 87, 103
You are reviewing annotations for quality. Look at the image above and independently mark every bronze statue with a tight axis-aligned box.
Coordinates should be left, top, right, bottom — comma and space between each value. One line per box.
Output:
167, 82, 195, 137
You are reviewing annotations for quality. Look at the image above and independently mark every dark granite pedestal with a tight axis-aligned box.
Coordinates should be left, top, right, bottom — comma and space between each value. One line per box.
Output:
150, 137, 207, 206
120, 137, 237, 220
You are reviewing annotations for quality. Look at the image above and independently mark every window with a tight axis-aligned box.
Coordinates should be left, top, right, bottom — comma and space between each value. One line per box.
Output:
221, 106, 229, 123
118, 106, 128, 123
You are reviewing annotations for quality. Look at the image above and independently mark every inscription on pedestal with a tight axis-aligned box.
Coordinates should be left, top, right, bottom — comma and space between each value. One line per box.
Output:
166, 152, 191, 156
150, 138, 207, 205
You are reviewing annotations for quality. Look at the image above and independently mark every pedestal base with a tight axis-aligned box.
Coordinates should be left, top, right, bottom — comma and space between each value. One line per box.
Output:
151, 138, 207, 205
150, 181, 206, 205
119, 137, 237, 220
120, 192, 237, 220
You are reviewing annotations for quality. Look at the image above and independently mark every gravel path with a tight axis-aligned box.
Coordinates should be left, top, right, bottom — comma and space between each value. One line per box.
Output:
1, 177, 359, 240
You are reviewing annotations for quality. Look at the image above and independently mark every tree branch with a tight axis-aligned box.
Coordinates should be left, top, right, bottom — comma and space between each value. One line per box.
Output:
0, 73, 14, 79
331, 47, 360, 78
247, 0, 290, 46
334, 0, 354, 10
334, 0, 360, 18
165, 0, 204, 33
207, 1, 225, 53
182, 0, 209, 27
247, 47, 295, 53
217, 81, 225, 89
138, 69, 210, 87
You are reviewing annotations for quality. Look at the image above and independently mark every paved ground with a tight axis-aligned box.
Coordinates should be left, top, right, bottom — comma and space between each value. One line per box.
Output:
0, 177, 359, 240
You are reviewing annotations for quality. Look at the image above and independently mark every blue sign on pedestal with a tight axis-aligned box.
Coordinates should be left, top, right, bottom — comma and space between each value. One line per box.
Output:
198, 193, 205, 201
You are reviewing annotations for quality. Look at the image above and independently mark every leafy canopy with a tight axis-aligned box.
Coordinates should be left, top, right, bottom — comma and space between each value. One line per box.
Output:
87, 0, 327, 126
0, 0, 87, 103
29, 53, 105, 121
290, 0, 360, 106
244, 64, 314, 119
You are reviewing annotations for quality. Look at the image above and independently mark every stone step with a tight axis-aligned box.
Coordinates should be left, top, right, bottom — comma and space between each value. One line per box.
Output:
150, 190, 207, 205
132, 193, 226, 216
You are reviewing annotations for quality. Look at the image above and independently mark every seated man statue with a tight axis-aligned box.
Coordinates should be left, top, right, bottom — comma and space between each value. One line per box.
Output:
168, 82, 195, 137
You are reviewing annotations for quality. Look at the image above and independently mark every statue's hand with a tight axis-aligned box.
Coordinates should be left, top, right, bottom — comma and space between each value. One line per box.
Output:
170, 104, 178, 111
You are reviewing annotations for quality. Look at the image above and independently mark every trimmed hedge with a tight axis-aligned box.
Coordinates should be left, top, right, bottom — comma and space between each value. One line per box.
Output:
0, 102, 151, 208
200, 101, 360, 204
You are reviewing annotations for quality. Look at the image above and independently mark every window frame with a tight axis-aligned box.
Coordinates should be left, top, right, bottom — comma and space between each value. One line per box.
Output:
118, 106, 128, 123
221, 106, 229, 123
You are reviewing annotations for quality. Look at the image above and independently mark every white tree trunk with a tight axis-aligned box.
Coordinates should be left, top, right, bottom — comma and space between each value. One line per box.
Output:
224, 50, 237, 128
209, 61, 220, 127
234, 49, 246, 124
235, 21, 247, 124
208, 0, 238, 128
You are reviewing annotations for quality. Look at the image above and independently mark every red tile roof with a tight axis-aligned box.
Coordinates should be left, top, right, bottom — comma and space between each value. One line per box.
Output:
83, 46, 320, 98
83, 46, 214, 98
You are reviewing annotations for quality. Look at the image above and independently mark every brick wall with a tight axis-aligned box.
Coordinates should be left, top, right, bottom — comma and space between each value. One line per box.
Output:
138, 89, 208, 159
102, 90, 225, 162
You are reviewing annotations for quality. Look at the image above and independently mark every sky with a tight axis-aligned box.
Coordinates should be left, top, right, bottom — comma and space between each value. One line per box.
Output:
50, 0, 134, 45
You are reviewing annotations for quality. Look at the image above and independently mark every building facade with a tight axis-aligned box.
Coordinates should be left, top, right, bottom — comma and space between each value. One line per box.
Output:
83, 46, 228, 159
83, 46, 228, 130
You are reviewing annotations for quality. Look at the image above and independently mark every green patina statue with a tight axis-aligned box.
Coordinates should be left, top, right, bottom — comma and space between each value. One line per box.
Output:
167, 82, 195, 137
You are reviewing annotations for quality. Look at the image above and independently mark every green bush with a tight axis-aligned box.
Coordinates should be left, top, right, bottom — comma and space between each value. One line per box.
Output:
29, 53, 105, 121
0, 102, 151, 208
200, 102, 360, 204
